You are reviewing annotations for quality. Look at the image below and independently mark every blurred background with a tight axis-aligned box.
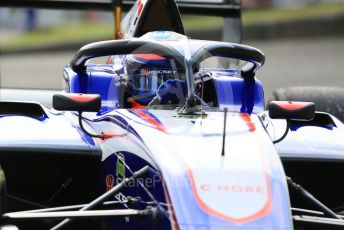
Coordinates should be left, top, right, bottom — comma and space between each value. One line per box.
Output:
0, 0, 344, 106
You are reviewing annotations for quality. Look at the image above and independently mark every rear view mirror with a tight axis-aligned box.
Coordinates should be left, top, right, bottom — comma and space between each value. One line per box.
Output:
269, 101, 315, 144
53, 93, 103, 139
269, 101, 315, 121
53, 93, 101, 112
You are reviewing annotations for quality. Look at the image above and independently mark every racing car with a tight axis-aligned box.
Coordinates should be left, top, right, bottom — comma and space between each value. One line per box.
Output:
1, 0, 344, 229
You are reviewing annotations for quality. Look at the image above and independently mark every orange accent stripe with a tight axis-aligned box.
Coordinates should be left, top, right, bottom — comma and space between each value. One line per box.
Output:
275, 101, 310, 111
68, 94, 99, 103
134, 53, 165, 60
129, 100, 146, 109
240, 113, 256, 132
163, 180, 179, 230
130, 109, 166, 133
106, 56, 113, 64
137, 0, 143, 16
95, 132, 127, 144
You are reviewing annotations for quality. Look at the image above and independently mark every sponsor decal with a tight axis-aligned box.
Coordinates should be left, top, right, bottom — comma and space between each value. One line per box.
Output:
115, 192, 130, 223
105, 174, 114, 191
140, 68, 178, 75
116, 153, 126, 182
182, 133, 272, 224
149, 69, 178, 75
200, 184, 264, 194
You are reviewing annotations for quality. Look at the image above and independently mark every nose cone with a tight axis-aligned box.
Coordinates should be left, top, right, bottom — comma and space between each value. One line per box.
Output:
127, 110, 292, 228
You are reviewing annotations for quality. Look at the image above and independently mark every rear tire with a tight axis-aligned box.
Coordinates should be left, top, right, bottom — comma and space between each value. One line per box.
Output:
269, 87, 344, 122
0, 166, 5, 215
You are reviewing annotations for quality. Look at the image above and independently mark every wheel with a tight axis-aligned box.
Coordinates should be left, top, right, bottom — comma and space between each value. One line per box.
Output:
0, 166, 5, 214
269, 86, 344, 122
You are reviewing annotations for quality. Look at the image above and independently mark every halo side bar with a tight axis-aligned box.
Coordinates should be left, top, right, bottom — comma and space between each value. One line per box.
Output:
191, 42, 265, 75
70, 39, 186, 74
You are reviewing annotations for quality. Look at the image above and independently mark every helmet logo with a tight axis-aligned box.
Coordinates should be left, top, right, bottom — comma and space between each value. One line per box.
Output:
105, 174, 114, 191
141, 68, 149, 76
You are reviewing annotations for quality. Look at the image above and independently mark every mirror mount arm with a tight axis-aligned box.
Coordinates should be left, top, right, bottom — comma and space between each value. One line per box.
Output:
273, 119, 290, 144
78, 111, 104, 140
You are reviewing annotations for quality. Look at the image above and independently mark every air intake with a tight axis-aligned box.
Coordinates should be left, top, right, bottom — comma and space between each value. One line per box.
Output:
0, 101, 47, 120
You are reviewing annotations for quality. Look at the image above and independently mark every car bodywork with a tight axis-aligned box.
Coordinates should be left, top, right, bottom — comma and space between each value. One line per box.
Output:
0, 0, 344, 229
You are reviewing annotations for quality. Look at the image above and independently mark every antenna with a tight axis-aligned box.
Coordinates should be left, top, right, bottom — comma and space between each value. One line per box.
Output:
113, 0, 122, 39
221, 107, 228, 156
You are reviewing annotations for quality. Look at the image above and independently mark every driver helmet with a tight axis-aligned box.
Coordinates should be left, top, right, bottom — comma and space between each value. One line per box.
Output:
125, 53, 184, 107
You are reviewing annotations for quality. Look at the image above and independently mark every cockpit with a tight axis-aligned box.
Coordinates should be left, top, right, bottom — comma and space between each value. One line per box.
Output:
64, 31, 265, 114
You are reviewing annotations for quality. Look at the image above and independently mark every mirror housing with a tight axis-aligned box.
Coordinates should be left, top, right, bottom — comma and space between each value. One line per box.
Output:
53, 93, 103, 139
53, 93, 101, 112
269, 101, 315, 121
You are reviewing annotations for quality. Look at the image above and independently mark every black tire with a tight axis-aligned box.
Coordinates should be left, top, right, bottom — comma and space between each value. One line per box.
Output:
269, 86, 344, 122
0, 166, 6, 215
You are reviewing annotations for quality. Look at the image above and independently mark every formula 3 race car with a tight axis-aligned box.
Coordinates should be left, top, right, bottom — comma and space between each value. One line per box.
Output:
1, 0, 344, 229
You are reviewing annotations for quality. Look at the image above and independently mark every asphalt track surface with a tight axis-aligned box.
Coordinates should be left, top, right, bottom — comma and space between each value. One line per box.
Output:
0, 37, 343, 106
